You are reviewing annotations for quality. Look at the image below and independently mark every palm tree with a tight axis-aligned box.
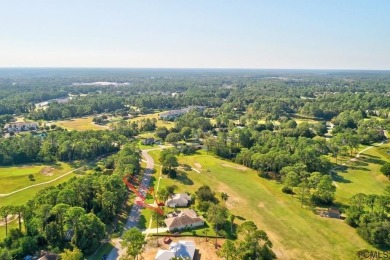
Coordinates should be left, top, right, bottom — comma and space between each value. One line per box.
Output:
13, 205, 25, 231
202, 228, 210, 242
220, 192, 229, 206
0, 206, 11, 237
230, 214, 236, 233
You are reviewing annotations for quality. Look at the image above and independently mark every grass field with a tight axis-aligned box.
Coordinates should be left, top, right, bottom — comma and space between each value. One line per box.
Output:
55, 117, 109, 131
0, 171, 77, 209
0, 171, 78, 240
334, 142, 390, 204
154, 150, 373, 260
128, 112, 175, 129
0, 162, 73, 194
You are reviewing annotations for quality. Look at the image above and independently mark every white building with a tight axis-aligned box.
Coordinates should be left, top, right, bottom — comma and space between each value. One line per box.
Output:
155, 241, 196, 260
166, 193, 191, 208
4, 122, 38, 133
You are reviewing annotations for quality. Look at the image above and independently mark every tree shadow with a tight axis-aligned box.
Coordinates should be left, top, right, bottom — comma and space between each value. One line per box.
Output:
348, 166, 371, 172
361, 153, 381, 159
350, 160, 369, 167
176, 171, 194, 186
138, 215, 147, 229
332, 173, 352, 183
333, 165, 348, 173
235, 215, 246, 221
361, 157, 386, 165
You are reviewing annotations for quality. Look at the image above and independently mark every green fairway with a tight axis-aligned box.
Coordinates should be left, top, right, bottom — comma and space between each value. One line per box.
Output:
334, 142, 390, 204
0, 162, 73, 194
55, 116, 109, 131
0, 170, 77, 208
155, 150, 373, 260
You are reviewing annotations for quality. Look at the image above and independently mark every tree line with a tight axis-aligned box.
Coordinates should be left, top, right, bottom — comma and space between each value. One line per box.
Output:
0, 144, 141, 259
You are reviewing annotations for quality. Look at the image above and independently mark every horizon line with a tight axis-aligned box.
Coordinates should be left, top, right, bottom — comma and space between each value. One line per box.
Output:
0, 66, 389, 71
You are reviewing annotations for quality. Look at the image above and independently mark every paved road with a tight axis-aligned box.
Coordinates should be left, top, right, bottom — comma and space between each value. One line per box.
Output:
106, 149, 155, 260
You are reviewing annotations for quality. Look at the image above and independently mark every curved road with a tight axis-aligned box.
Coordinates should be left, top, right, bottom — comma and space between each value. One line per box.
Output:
106, 149, 155, 260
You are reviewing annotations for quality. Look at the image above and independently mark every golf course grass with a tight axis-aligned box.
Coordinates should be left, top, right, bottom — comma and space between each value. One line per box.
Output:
0, 162, 73, 194
0, 171, 78, 208
334, 142, 390, 204
155, 150, 373, 259
55, 116, 109, 131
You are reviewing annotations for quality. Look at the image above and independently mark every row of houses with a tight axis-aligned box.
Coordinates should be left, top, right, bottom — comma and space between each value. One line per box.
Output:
158, 106, 205, 121
3, 122, 38, 133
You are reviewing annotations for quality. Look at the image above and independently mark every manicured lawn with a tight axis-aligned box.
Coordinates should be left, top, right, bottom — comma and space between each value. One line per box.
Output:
0, 162, 73, 194
334, 142, 390, 204
87, 242, 114, 260
154, 150, 373, 259
55, 117, 108, 131
0, 171, 78, 208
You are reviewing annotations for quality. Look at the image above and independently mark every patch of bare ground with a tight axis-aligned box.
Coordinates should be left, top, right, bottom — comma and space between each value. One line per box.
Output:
220, 163, 247, 171
194, 162, 202, 169
40, 167, 55, 176
215, 183, 244, 209
142, 236, 224, 260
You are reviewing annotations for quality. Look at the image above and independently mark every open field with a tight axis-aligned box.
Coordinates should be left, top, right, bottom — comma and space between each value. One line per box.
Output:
0, 162, 73, 194
55, 116, 109, 131
334, 142, 390, 204
128, 112, 175, 129
154, 150, 373, 260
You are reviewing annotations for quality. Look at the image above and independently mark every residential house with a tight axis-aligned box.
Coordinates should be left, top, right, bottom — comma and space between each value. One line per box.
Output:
159, 106, 205, 121
166, 193, 191, 208
39, 253, 59, 260
155, 240, 196, 260
327, 208, 341, 218
159, 109, 188, 121
142, 138, 155, 145
164, 209, 204, 232
4, 122, 38, 133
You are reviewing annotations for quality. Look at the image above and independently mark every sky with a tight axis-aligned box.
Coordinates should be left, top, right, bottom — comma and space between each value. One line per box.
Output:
0, 0, 389, 69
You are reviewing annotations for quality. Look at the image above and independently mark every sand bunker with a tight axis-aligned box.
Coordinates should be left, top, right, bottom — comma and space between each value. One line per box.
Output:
40, 167, 55, 176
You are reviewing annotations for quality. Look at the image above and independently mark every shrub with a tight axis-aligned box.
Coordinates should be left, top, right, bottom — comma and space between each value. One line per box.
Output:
282, 186, 293, 194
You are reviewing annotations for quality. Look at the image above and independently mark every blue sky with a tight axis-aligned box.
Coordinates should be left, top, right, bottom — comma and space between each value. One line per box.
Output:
1, 0, 389, 69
